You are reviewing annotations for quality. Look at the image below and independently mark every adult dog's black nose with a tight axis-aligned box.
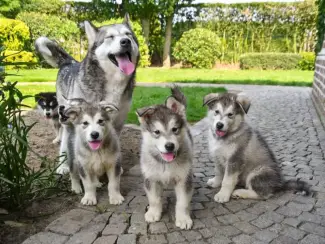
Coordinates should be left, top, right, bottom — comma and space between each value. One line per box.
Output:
216, 122, 224, 130
91, 131, 100, 140
120, 38, 131, 47
46, 112, 51, 117
165, 142, 175, 152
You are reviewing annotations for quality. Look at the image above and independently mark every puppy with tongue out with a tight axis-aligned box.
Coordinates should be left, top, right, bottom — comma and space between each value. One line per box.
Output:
136, 87, 194, 230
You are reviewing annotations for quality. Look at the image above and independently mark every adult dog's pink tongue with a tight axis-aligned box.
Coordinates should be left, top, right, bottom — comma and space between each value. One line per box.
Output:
161, 152, 175, 162
216, 130, 226, 137
88, 141, 101, 150
116, 55, 135, 75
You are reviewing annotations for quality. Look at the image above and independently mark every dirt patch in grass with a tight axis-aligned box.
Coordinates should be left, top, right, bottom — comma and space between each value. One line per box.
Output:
0, 110, 142, 244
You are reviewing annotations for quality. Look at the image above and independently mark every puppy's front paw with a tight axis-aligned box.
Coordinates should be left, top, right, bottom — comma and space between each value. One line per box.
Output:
109, 193, 124, 205
214, 191, 231, 203
207, 177, 221, 188
71, 184, 83, 194
145, 209, 161, 223
175, 214, 193, 230
52, 137, 60, 144
56, 164, 70, 175
81, 194, 97, 205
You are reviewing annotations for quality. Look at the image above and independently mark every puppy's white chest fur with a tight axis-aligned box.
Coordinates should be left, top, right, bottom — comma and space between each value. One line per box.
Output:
141, 159, 190, 185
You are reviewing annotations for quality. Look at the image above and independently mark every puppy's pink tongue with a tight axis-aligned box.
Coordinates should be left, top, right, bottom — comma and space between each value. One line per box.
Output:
88, 141, 101, 150
216, 130, 226, 137
161, 152, 175, 162
116, 55, 135, 75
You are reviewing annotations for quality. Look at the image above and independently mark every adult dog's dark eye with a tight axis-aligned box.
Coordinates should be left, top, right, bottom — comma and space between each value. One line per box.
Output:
98, 119, 104, 124
153, 130, 160, 135
106, 35, 114, 39
172, 127, 179, 133
83, 121, 89, 126
228, 113, 234, 118
215, 110, 219, 115
126, 33, 132, 36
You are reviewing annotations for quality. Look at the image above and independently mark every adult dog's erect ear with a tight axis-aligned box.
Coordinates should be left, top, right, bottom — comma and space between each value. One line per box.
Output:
84, 21, 98, 48
203, 93, 220, 108
236, 95, 251, 114
123, 13, 132, 29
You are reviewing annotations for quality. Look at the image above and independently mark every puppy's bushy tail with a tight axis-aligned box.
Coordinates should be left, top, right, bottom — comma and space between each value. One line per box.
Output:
283, 179, 310, 196
171, 86, 186, 108
35, 37, 76, 68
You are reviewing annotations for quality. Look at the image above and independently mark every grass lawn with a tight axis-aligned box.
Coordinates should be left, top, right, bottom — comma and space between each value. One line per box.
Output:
8, 68, 313, 86
17, 84, 226, 124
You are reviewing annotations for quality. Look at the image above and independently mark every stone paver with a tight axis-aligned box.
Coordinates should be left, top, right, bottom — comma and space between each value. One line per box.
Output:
22, 85, 325, 243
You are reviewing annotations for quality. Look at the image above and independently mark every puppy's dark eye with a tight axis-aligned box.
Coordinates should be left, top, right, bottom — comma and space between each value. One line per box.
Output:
153, 130, 160, 135
83, 121, 89, 126
215, 110, 219, 115
228, 113, 234, 118
172, 127, 179, 133
98, 119, 104, 124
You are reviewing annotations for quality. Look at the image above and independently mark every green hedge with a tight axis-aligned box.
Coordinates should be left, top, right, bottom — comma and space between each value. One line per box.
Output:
239, 53, 302, 70
0, 18, 30, 51
298, 52, 315, 71
94, 18, 150, 68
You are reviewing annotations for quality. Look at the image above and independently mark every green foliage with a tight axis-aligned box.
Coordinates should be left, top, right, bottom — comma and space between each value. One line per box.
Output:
316, 0, 325, 53
0, 18, 30, 51
23, 0, 65, 15
0, 48, 64, 210
94, 18, 151, 67
17, 12, 80, 60
298, 52, 315, 71
0, 0, 21, 18
4, 50, 37, 69
239, 53, 302, 70
173, 28, 221, 68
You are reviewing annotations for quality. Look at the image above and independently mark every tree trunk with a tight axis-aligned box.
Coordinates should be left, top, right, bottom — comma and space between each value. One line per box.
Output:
141, 18, 150, 46
163, 15, 173, 68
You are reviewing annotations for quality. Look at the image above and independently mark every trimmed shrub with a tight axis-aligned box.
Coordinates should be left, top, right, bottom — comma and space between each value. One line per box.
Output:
239, 53, 302, 70
0, 18, 30, 51
17, 12, 80, 60
94, 19, 150, 68
173, 28, 221, 69
298, 52, 315, 71
4, 50, 37, 69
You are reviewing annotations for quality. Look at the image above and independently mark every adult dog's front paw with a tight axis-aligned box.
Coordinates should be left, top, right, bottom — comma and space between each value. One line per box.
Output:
109, 193, 124, 205
81, 194, 97, 205
145, 208, 161, 223
175, 214, 193, 230
207, 177, 221, 188
214, 191, 231, 203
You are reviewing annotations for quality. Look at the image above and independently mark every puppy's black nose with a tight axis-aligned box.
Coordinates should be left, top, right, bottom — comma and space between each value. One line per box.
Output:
91, 131, 99, 140
216, 122, 224, 130
46, 112, 50, 116
120, 38, 131, 47
165, 142, 175, 152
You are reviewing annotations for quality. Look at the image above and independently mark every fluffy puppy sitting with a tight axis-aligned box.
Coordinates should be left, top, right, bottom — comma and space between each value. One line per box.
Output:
61, 102, 124, 206
203, 92, 309, 203
136, 87, 194, 230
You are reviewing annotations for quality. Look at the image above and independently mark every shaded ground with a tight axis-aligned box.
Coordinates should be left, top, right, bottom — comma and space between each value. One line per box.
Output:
0, 110, 142, 244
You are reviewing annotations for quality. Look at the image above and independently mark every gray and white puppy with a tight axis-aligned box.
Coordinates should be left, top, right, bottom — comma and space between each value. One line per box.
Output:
204, 92, 309, 203
35, 92, 61, 144
137, 87, 194, 230
61, 103, 124, 206
35, 14, 139, 175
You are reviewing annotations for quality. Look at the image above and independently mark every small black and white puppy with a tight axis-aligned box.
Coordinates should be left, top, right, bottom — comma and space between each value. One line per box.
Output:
35, 92, 61, 143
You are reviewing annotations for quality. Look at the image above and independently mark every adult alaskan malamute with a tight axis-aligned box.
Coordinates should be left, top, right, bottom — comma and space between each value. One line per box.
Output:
35, 14, 139, 174
61, 102, 124, 205
136, 87, 194, 230
35, 92, 61, 144
203, 92, 309, 203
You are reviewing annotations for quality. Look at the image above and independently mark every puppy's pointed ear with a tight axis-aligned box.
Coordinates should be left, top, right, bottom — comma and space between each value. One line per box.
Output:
165, 96, 186, 118
236, 95, 251, 114
136, 106, 155, 124
84, 21, 97, 47
101, 104, 119, 113
61, 106, 81, 124
123, 13, 132, 28
203, 93, 220, 108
